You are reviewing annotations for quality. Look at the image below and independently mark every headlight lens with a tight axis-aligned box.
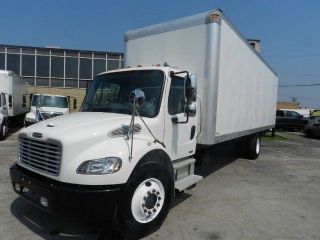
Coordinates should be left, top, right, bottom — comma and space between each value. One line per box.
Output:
77, 157, 122, 174
25, 117, 36, 122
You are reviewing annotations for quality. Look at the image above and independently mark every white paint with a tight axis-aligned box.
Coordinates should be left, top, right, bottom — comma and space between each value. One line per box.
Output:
0, 70, 28, 117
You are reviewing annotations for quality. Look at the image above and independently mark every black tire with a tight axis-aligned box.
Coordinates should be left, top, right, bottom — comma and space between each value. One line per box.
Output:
246, 134, 261, 159
237, 134, 261, 160
115, 163, 173, 239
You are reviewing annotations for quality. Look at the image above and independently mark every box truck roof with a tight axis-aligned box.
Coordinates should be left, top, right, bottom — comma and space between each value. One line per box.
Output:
125, 9, 277, 76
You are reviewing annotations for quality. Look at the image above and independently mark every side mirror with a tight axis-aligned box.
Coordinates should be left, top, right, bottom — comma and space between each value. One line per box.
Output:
185, 102, 196, 117
190, 74, 197, 102
184, 76, 192, 101
73, 98, 77, 110
129, 89, 145, 107
22, 95, 27, 108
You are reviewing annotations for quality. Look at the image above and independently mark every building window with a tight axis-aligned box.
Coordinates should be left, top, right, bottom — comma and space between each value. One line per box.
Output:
94, 59, 106, 76
79, 80, 90, 89
36, 78, 49, 87
65, 57, 78, 79
7, 48, 20, 53
65, 79, 78, 88
37, 55, 49, 77
107, 60, 119, 71
7, 54, 20, 74
22, 55, 35, 76
0, 53, 5, 70
25, 77, 35, 86
80, 58, 92, 79
51, 56, 64, 78
51, 78, 64, 87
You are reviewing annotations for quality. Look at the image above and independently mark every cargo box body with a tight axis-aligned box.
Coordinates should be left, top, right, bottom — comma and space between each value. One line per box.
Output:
0, 70, 28, 117
125, 9, 278, 145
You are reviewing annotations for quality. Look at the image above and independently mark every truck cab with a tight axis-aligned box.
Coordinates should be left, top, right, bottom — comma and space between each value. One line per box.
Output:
24, 94, 70, 127
11, 66, 199, 236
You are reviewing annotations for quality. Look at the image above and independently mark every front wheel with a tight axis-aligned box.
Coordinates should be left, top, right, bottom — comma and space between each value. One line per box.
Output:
115, 164, 173, 239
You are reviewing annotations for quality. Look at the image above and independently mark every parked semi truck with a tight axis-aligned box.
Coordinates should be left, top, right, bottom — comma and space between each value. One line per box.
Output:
10, 9, 278, 237
24, 93, 76, 127
0, 70, 28, 140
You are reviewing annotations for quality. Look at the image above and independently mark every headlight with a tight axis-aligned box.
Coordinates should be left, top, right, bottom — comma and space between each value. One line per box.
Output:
25, 117, 36, 122
77, 157, 122, 174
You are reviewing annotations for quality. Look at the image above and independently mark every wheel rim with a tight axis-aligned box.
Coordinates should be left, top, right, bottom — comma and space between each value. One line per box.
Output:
2, 124, 6, 137
256, 137, 260, 154
131, 178, 165, 223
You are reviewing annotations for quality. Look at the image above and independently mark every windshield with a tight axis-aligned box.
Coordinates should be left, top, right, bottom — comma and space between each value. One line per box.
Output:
31, 95, 68, 108
81, 70, 164, 118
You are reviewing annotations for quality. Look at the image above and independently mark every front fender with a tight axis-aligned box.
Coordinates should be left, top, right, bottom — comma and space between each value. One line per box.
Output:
58, 135, 170, 185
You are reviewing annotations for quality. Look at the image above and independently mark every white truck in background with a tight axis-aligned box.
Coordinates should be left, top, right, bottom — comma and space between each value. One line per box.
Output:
0, 70, 28, 140
10, 9, 278, 237
24, 94, 76, 127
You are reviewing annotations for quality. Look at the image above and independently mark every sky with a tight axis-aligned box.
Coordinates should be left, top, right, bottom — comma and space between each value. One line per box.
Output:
1, 0, 320, 108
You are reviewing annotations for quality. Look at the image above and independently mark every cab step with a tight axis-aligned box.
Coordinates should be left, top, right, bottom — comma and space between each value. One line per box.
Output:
175, 174, 203, 192
173, 157, 203, 192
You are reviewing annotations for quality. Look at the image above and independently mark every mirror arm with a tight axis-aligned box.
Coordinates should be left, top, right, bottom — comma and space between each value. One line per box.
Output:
172, 114, 189, 124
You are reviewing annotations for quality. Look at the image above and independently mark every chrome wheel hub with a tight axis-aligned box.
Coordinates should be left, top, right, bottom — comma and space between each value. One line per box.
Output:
256, 137, 260, 154
131, 178, 165, 223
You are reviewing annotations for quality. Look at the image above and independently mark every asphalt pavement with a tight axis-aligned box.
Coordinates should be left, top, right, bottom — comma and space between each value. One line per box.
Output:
0, 131, 319, 240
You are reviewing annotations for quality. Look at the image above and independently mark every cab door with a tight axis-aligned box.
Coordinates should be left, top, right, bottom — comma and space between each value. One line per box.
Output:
164, 75, 197, 160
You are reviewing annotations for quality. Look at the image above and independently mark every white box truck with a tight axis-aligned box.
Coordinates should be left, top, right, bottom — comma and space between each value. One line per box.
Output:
10, 9, 278, 237
0, 70, 28, 139
24, 93, 73, 127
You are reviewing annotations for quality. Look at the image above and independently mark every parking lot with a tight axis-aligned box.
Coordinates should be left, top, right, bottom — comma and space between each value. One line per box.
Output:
0, 131, 320, 240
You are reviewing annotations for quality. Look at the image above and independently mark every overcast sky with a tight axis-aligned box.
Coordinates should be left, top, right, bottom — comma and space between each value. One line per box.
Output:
1, 0, 319, 108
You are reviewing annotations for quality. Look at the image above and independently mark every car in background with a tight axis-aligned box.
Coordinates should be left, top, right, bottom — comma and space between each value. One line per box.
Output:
275, 110, 308, 131
303, 110, 320, 138
310, 110, 320, 118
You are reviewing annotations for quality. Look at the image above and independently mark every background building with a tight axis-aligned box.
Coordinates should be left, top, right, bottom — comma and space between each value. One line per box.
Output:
0, 44, 124, 110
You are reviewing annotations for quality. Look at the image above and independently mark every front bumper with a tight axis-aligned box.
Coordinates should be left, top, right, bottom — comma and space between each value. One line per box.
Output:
10, 163, 124, 219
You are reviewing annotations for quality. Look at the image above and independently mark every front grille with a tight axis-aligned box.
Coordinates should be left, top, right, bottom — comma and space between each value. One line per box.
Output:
19, 137, 62, 176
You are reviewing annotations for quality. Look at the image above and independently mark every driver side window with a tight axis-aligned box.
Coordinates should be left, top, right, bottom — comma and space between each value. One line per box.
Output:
168, 77, 185, 115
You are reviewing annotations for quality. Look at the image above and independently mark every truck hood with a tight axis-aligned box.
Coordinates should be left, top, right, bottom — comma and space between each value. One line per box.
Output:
22, 112, 132, 140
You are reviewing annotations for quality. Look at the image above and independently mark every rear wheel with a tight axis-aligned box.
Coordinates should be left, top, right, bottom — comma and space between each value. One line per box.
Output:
115, 164, 173, 239
238, 133, 261, 159
246, 133, 261, 159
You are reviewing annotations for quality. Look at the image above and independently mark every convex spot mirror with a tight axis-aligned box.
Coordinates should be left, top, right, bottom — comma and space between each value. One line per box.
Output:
129, 89, 145, 108
185, 102, 196, 117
